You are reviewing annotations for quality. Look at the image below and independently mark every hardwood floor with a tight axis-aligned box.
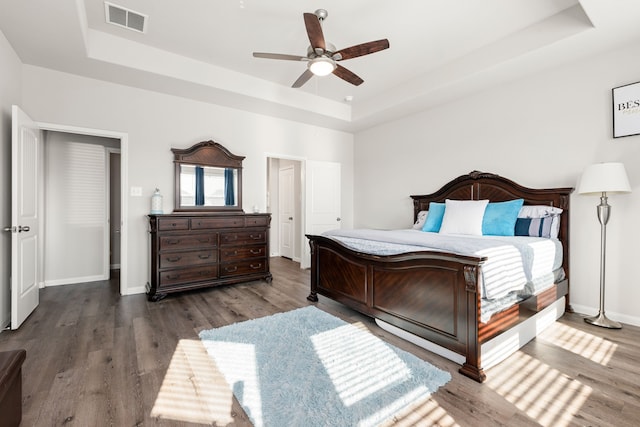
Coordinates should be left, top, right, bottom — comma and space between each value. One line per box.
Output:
1, 257, 639, 426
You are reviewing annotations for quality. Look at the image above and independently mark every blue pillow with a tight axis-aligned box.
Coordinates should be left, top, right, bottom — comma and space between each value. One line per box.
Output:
421, 202, 445, 232
482, 199, 524, 236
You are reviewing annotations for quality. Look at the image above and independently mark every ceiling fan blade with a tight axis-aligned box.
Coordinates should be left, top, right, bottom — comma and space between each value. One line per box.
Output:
303, 13, 326, 51
292, 69, 314, 88
333, 64, 364, 86
333, 39, 390, 61
253, 52, 308, 61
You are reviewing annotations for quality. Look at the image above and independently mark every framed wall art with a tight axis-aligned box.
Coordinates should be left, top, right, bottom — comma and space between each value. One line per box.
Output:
612, 81, 640, 138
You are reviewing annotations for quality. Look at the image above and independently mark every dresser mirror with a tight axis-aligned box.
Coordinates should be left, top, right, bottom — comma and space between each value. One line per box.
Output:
172, 140, 244, 212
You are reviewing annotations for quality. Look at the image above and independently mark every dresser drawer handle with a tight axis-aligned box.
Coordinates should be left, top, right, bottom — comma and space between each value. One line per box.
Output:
167, 274, 180, 280
250, 263, 262, 269
250, 234, 262, 240
250, 249, 262, 255
225, 235, 238, 241
198, 238, 211, 243
166, 256, 182, 262
198, 254, 211, 260
224, 266, 238, 273
226, 250, 238, 257
166, 239, 180, 245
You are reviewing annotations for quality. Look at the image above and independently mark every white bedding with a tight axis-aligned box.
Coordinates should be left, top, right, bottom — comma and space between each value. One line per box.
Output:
322, 229, 563, 303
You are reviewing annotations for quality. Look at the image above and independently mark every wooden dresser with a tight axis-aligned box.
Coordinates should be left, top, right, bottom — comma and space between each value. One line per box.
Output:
147, 212, 271, 301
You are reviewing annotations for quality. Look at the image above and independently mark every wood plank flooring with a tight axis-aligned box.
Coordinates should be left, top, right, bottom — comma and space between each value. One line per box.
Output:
1, 257, 639, 426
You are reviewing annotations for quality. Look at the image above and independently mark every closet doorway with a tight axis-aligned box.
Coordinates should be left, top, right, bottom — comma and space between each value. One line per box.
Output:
37, 123, 129, 295
43, 131, 120, 286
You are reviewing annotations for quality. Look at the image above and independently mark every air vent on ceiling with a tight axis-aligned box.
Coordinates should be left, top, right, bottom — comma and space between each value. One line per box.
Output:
104, 2, 147, 33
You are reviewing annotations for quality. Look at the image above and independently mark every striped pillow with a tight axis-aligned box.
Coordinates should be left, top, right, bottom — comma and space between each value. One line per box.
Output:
514, 216, 560, 238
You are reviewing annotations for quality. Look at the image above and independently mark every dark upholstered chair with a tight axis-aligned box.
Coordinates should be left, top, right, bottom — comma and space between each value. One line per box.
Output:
0, 349, 26, 427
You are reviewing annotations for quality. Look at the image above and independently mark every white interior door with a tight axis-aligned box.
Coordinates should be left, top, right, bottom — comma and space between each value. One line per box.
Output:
10, 105, 41, 329
302, 160, 341, 269
278, 166, 294, 259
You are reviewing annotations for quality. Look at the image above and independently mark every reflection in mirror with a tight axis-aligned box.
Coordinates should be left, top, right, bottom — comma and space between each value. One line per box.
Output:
172, 140, 244, 212
179, 165, 238, 207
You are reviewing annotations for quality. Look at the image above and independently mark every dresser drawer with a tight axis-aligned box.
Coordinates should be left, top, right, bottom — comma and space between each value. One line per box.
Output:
220, 230, 266, 246
220, 245, 266, 262
159, 234, 217, 250
159, 265, 217, 287
157, 218, 190, 231
220, 260, 267, 277
159, 249, 217, 269
191, 216, 245, 229
245, 216, 269, 227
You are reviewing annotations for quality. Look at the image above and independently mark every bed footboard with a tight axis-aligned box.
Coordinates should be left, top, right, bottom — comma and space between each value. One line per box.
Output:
307, 234, 487, 382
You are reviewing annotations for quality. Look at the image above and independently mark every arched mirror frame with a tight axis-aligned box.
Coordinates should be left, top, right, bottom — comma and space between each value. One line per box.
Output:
172, 140, 244, 212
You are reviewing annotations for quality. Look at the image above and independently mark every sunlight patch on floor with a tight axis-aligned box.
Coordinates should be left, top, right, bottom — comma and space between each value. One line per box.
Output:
487, 351, 592, 426
311, 321, 413, 407
538, 321, 618, 365
379, 396, 458, 427
150, 339, 237, 425
196, 340, 264, 426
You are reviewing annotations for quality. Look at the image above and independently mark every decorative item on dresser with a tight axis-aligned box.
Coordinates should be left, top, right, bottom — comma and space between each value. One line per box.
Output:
147, 140, 271, 301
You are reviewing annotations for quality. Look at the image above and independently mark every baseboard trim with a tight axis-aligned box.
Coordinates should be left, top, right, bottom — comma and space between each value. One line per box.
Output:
44, 274, 108, 287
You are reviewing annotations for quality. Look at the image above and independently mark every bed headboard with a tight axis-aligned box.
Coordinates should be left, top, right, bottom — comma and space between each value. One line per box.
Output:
410, 171, 574, 287
411, 171, 573, 212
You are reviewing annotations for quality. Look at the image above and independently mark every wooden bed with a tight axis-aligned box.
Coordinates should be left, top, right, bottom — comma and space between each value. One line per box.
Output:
306, 171, 573, 382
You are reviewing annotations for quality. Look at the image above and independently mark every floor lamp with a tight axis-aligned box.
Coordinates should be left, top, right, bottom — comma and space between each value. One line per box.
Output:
577, 162, 631, 329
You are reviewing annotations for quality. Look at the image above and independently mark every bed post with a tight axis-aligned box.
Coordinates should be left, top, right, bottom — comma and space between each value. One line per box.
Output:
459, 265, 486, 383
306, 237, 319, 302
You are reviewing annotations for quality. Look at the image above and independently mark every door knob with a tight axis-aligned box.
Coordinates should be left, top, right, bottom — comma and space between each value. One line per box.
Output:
2, 226, 15, 233
18, 225, 30, 232
288, 217, 293, 220
336, 217, 341, 222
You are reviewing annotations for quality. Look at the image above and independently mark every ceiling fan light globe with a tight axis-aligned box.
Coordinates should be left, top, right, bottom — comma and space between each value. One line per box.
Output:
309, 57, 336, 76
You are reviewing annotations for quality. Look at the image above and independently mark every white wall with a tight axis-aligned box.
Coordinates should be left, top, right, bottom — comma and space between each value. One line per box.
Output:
21, 66, 354, 295
354, 40, 640, 326
0, 30, 23, 328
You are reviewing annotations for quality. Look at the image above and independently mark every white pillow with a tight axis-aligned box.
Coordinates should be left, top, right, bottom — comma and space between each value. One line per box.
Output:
439, 199, 489, 236
412, 210, 428, 229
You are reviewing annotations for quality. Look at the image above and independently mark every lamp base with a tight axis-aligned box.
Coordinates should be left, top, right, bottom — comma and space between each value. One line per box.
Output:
584, 312, 622, 329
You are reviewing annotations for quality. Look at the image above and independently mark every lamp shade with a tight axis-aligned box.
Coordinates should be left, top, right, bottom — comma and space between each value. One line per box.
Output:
578, 162, 631, 195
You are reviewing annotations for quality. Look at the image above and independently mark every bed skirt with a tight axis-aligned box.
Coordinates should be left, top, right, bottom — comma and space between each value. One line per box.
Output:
376, 296, 566, 371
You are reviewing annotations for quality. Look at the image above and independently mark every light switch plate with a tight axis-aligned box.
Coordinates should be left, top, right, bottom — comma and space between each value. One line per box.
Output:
130, 186, 142, 197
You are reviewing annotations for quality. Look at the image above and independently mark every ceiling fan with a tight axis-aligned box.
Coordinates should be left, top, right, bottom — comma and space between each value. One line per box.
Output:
253, 9, 390, 88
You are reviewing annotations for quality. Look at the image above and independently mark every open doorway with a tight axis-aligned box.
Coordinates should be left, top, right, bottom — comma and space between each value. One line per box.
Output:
37, 122, 129, 295
42, 131, 120, 286
267, 156, 342, 269
267, 157, 302, 262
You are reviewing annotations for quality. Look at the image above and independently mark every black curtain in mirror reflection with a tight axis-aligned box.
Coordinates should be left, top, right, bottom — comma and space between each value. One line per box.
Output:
195, 166, 205, 205
194, 166, 234, 206
224, 168, 235, 206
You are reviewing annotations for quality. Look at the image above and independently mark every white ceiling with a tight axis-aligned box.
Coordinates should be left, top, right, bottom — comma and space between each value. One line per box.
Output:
2, 0, 640, 132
